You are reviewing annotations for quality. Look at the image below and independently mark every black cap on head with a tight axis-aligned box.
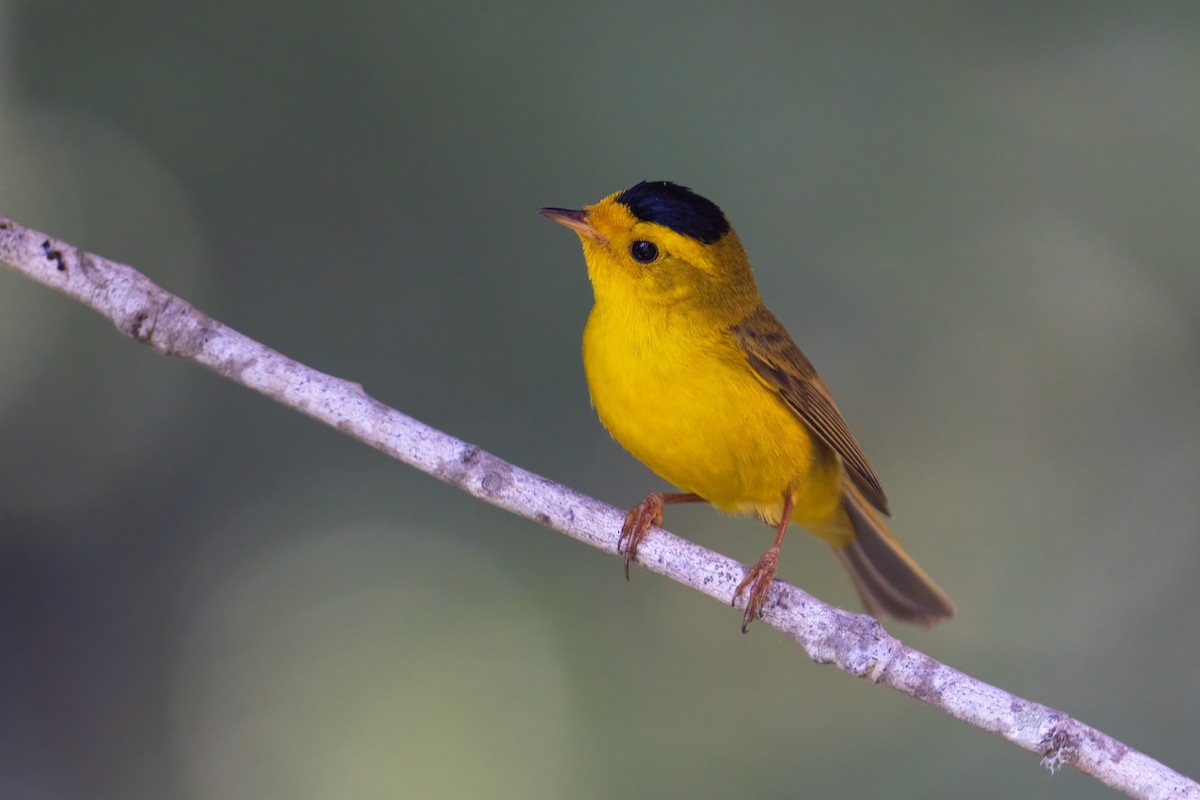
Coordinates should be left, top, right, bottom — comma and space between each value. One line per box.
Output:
615, 181, 730, 244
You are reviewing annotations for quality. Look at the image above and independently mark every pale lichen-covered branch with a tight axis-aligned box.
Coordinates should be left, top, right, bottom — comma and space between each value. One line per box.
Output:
1, 216, 1195, 800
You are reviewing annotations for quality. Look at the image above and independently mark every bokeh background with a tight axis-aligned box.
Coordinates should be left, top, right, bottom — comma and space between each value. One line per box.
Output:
1, 2, 1198, 798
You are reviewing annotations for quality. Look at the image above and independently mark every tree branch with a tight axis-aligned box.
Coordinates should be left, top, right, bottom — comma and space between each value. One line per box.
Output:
1, 216, 1195, 800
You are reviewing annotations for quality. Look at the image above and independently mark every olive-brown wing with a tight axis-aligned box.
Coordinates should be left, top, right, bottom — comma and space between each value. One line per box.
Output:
731, 306, 891, 516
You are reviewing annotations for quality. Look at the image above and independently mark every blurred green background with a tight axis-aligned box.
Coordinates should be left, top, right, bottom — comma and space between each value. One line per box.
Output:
1, 2, 1198, 798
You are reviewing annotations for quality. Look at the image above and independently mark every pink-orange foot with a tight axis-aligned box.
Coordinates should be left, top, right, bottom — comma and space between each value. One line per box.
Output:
618, 492, 704, 579
733, 546, 780, 633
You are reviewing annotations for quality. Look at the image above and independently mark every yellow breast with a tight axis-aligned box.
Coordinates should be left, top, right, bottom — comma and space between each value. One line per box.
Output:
583, 302, 844, 529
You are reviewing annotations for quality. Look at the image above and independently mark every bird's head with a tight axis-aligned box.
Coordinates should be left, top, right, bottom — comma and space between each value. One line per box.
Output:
540, 181, 761, 319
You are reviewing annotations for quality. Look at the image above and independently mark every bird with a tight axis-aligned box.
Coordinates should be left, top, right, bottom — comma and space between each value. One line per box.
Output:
539, 181, 953, 632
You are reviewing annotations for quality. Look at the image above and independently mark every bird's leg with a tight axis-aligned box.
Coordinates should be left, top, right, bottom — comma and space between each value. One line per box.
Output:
619, 492, 705, 579
733, 492, 795, 633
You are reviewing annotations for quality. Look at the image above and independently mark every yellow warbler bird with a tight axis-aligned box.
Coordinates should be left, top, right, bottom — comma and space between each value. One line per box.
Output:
540, 181, 953, 632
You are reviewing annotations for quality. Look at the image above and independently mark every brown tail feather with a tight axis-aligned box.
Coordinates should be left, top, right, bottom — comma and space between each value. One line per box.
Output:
832, 482, 954, 625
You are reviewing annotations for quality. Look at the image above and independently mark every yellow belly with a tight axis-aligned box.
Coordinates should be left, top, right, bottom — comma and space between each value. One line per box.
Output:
583, 305, 847, 538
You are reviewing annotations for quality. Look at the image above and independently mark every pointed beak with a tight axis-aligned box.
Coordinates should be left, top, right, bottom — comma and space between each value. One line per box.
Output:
538, 207, 607, 243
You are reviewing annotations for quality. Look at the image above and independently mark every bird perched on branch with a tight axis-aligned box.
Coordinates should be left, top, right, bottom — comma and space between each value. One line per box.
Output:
540, 181, 953, 632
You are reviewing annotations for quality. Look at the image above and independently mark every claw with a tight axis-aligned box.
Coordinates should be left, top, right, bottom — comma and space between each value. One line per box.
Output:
617, 492, 706, 580
618, 496, 664, 579
732, 546, 780, 633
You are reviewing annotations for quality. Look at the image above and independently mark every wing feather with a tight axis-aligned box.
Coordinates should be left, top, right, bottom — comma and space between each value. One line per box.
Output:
731, 306, 891, 515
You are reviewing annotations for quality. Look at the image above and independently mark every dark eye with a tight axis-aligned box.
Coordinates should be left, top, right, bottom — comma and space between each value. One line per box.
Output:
630, 240, 659, 263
